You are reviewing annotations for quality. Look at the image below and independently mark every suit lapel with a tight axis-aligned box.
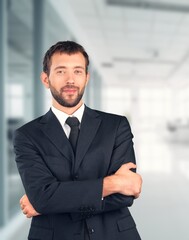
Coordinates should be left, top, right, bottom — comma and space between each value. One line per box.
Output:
74, 107, 101, 172
39, 109, 74, 162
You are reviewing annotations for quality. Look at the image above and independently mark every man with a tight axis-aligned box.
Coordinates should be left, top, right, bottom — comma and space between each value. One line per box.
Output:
13, 41, 142, 240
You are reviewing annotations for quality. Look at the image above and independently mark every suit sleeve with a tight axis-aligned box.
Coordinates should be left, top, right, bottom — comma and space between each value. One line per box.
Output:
70, 116, 137, 221
13, 130, 103, 214
102, 116, 136, 212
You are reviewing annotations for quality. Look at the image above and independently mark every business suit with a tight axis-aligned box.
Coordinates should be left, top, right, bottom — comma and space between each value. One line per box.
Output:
13, 106, 141, 240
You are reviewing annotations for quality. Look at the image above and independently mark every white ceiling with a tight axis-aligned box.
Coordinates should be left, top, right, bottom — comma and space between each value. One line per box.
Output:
9, 0, 189, 88
53, 0, 189, 87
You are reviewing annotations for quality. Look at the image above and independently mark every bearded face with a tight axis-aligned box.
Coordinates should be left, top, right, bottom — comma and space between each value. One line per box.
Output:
49, 82, 85, 108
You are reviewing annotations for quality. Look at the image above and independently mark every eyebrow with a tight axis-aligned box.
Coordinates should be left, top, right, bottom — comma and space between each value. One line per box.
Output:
54, 66, 85, 70
74, 66, 85, 70
54, 66, 66, 71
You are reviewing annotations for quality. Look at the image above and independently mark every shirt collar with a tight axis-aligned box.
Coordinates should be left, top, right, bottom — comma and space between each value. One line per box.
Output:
51, 104, 85, 127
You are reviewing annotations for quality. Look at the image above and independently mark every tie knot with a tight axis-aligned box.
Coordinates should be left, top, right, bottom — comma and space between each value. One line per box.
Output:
66, 117, 80, 128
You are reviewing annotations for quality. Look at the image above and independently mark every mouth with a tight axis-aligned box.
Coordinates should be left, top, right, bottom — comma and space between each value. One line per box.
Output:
63, 88, 77, 94
62, 86, 78, 94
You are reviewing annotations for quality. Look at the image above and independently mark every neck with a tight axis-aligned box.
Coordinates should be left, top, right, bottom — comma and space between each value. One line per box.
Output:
52, 100, 83, 115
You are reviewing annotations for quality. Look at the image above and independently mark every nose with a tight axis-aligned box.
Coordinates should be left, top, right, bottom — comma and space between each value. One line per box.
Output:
66, 72, 75, 85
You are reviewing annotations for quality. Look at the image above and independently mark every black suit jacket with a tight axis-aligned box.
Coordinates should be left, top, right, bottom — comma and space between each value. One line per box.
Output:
13, 106, 141, 240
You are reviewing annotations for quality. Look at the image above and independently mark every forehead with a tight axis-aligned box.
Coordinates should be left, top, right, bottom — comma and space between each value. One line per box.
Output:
50, 52, 86, 67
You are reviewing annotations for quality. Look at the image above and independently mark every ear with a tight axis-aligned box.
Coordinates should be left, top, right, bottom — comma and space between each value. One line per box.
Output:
41, 72, 50, 89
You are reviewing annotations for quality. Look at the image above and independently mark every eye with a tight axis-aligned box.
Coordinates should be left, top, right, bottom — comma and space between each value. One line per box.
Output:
74, 69, 83, 75
57, 70, 65, 74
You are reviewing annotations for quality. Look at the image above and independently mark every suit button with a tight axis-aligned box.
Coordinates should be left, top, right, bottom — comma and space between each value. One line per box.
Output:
88, 228, 95, 234
73, 174, 78, 180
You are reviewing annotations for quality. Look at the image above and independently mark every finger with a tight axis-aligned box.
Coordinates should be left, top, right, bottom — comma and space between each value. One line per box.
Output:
20, 204, 24, 210
20, 195, 25, 203
134, 187, 142, 199
134, 194, 139, 199
123, 162, 136, 170
22, 209, 27, 215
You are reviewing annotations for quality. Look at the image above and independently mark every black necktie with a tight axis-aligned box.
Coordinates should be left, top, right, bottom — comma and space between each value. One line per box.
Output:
66, 117, 89, 239
66, 117, 80, 153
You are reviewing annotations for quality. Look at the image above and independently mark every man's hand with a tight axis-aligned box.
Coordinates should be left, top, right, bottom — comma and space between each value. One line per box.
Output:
20, 194, 40, 218
114, 162, 142, 198
103, 162, 142, 198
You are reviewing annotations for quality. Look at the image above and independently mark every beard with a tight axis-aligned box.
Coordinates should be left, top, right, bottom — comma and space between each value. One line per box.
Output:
49, 83, 85, 108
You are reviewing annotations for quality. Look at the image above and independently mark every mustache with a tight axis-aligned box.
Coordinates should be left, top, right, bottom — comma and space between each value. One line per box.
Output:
61, 85, 79, 91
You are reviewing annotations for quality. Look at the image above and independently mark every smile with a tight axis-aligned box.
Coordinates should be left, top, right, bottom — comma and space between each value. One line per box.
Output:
63, 89, 77, 94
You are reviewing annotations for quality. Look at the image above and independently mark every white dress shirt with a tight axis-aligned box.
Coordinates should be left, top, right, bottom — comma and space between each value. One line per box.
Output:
51, 104, 85, 138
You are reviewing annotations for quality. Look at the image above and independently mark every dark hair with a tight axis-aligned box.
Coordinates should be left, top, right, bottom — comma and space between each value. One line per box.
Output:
43, 41, 90, 75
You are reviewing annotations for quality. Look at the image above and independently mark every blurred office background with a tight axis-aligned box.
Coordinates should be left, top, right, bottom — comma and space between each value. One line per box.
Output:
0, 0, 189, 239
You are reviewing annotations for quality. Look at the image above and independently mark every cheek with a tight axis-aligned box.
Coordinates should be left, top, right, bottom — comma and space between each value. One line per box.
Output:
48, 78, 60, 88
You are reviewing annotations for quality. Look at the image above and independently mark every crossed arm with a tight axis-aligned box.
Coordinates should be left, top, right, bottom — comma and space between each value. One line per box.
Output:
20, 162, 142, 218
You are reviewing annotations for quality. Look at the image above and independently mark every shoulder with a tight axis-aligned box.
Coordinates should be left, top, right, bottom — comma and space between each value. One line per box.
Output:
96, 109, 124, 119
85, 106, 131, 132
16, 115, 43, 133
14, 109, 53, 136
88, 108, 134, 139
86, 106, 128, 122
